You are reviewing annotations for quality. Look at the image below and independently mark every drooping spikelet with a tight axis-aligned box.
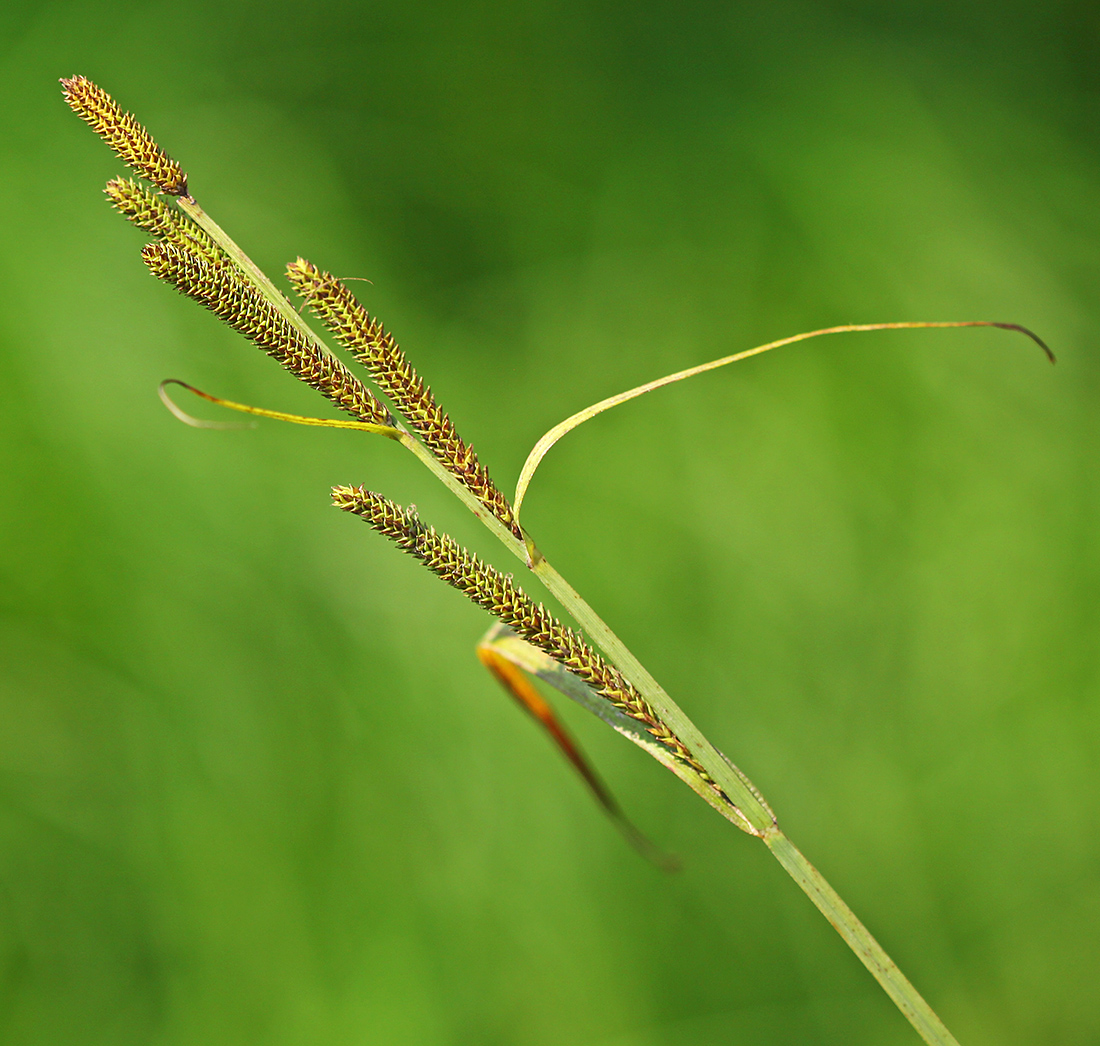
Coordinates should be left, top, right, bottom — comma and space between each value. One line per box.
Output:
61, 76, 188, 197
332, 485, 718, 790
142, 244, 392, 427
106, 178, 223, 266
288, 259, 522, 539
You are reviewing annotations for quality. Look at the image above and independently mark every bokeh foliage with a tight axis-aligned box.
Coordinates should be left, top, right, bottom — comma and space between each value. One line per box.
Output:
2, 1, 1098, 1043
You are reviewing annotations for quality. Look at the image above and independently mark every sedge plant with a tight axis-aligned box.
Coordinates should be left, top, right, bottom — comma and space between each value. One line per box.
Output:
61, 74, 1054, 1046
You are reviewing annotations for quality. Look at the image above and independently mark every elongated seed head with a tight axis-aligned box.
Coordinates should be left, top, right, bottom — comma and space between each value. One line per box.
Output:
106, 178, 222, 266
61, 76, 188, 197
288, 259, 522, 539
331, 484, 717, 789
142, 244, 392, 427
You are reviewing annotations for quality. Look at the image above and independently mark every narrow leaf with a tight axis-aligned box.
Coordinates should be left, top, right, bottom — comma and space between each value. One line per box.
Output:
477, 624, 743, 824
158, 379, 402, 436
477, 635, 678, 870
513, 321, 1054, 545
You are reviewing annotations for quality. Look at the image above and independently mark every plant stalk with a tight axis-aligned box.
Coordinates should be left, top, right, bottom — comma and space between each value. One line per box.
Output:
765, 829, 961, 1046
174, 188, 959, 1046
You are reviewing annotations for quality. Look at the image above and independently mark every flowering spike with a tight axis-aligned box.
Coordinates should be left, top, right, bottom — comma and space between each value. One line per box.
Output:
289, 259, 522, 539
143, 244, 392, 427
61, 76, 188, 197
332, 484, 717, 789
105, 178, 222, 265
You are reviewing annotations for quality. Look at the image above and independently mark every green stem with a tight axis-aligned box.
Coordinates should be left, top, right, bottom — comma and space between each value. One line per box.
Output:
765, 829, 961, 1046
531, 556, 774, 833
488, 631, 961, 1046
176, 197, 340, 362
400, 443, 961, 1046
174, 190, 959, 1046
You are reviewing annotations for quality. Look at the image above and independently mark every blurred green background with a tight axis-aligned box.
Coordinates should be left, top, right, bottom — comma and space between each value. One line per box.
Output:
2, 1, 1098, 1043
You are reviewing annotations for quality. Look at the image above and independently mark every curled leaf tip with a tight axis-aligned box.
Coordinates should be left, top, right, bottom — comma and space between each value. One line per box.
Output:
159, 380, 400, 437
158, 379, 255, 430
989, 322, 1055, 363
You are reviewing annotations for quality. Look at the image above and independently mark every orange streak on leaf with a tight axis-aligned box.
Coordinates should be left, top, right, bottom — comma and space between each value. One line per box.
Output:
477, 642, 678, 871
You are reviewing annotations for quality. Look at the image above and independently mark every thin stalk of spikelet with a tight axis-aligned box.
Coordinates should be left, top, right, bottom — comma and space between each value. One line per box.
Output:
288, 260, 522, 539
332, 484, 720, 793
106, 178, 223, 266
143, 244, 392, 427
61, 76, 188, 197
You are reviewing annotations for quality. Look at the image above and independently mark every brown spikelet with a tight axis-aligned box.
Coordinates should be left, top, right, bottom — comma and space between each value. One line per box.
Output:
142, 244, 392, 427
105, 178, 222, 265
332, 484, 719, 790
288, 259, 522, 539
61, 76, 188, 197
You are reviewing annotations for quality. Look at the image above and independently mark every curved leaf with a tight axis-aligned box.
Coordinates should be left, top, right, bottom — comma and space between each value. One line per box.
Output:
514, 321, 1053, 544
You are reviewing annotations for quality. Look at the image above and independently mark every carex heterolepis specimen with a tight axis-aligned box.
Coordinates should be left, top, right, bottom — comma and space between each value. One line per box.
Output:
65, 76, 1057, 1045
62, 72, 725, 809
